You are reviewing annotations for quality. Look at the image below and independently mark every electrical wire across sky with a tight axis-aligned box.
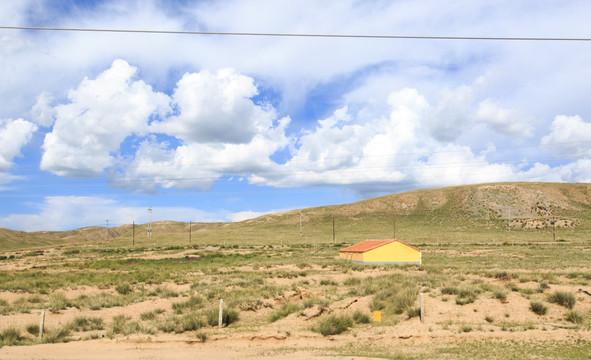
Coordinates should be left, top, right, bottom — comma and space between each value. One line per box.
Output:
1, 25, 591, 42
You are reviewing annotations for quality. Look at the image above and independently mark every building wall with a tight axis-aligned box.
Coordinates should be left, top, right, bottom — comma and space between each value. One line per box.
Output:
339, 251, 363, 262
362, 241, 421, 264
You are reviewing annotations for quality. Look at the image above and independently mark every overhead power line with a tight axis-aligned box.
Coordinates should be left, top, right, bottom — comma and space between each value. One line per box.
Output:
1, 25, 591, 42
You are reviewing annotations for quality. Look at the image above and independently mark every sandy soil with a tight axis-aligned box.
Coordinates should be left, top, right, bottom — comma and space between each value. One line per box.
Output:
2, 249, 591, 359
3, 286, 590, 359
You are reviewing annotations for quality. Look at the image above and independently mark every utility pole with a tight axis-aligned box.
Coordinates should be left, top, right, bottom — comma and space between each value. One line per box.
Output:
105, 219, 109, 239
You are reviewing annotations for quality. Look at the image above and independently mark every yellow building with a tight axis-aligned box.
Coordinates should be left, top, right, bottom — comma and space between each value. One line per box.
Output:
339, 239, 421, 265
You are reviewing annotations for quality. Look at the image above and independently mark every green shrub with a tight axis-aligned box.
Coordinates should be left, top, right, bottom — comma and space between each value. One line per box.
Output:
268, 302, 302, 323
196, 331, 207, 342
109, 315, 144, 336
158, 313, 205, 333
151, 286, 179, 298
206, 308, 239, 327
180, 314, 206, 332
547, 291, 576, 309
537, 282, 550, 293
495, 272, 514, 281
493, 289, 508, 302
506, 283, 520, 292
85, 293, 125, 310
343, 278, 361, 286
27, 295, 43, 304
0, 327, 22, 346
441, 285, 458, 295
303, 297, 329, 309
12, 297, 31, 314
460, 324, 473, 333
369, 297, 385, 312
48, 292, 69, 312
393, 287, 418, 314
172, 296, 204, 314
530, 301, 548, 315
319, 279, 337, 286
115, 283, 132, 295
69, 316, 104, 331
140, 308, 165, 321
566, 310, 584, 324
406, 306, 421, 319
26, 324, 40, 336
232, 297, 263, 311
455, 287, 478, 305
346, 277, 378, 297
352, 310, 371, 324
316, 314, 353, 336
42, 325, 71, 344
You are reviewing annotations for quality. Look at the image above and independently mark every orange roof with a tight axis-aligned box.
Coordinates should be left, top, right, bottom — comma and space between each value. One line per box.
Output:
339, 239, 420, 253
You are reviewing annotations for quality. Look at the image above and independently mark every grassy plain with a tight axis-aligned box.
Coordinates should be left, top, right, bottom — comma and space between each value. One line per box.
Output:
1, 183, 591, 359
1, 241, 591, 359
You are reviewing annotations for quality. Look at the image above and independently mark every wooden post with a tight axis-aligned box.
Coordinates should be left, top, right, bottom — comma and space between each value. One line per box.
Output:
39, 311, 45, 339
218, 299, 223, 328
419, 293, 425, 324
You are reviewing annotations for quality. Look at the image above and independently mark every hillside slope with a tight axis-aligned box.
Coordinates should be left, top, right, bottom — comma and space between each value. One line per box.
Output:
248, 182, 591, 226
1, 182, 590, 251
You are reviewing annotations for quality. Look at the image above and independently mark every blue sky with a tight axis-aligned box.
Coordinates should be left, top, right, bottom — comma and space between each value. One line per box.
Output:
1, 0, 591, 231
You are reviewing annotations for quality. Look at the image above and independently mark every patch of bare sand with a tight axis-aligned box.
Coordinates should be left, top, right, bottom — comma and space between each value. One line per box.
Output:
0, 335, 382, 360
2, 326, 591, 360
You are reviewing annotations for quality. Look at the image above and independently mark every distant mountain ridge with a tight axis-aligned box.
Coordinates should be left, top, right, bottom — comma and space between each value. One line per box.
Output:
1, 182, 590, 250
246, 182, 591, 226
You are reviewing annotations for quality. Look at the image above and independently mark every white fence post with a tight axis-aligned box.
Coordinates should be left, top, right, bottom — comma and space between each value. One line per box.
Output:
39, 311, 45, 339
419, 293, 425, 324
218, 299, 224, 328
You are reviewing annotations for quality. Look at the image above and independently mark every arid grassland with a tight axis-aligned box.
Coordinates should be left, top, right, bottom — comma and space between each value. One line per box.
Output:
1, 183, 591, 359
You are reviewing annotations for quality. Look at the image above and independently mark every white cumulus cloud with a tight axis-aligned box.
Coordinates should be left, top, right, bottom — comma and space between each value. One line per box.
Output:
477, 99, 534, 137
40, 59, 170, 177
31, 91, 56, 127
0, 118, 37, 172
152, 69, 269, 144
541, 115, 591, 156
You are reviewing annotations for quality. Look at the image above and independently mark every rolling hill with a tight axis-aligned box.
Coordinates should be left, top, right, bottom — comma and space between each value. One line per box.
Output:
2, 182, 591, 251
